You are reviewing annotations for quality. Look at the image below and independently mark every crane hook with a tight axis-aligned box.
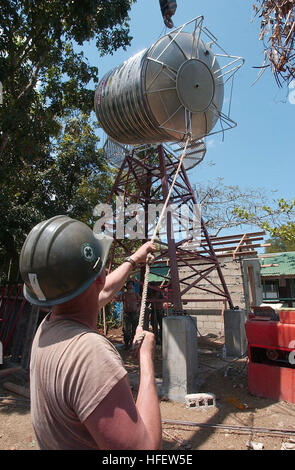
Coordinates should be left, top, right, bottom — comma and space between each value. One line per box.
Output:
159, 0, 177, 29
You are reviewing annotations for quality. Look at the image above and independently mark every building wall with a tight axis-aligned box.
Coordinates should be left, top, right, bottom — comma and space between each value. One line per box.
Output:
179, 255, 263, 336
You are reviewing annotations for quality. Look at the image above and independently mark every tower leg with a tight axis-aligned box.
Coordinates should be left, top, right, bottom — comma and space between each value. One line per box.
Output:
158, 146, 182, 312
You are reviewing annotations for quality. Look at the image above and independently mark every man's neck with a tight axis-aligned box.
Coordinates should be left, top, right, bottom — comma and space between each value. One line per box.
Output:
50, 283, 99, 330
49, 310, 97, 330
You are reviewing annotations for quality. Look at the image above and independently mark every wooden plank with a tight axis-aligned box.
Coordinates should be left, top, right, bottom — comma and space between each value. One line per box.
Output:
179, 242, 269, 257
261, 264, 279, 268
197, 243, 266, 254
216, 251, 258, 258
181, 298, 226, 302
200, 236, 265, 247
0, 367, 21, 378
3, 382, 30, 399
233, 233, 248, 260
247, 265, 256, 308
201, 231, 265, 242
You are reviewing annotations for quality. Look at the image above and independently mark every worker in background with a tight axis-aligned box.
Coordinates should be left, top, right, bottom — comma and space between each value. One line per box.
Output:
149, 283, 164, 346
20, 215, 161, 450
121, 280, 141, 350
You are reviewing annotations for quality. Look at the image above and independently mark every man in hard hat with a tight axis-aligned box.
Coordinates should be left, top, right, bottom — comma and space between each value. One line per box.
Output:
20, 215, 161, 450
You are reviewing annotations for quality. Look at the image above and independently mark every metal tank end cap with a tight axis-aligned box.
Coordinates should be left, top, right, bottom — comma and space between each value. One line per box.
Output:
176, 59, 215, 113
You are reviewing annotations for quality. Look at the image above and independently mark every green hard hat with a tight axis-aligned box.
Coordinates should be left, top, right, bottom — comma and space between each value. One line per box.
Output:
19, 215, 113, 307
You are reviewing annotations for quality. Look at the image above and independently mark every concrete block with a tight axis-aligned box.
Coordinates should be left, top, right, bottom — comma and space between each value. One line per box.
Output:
162, 316, 198, 403
185, 393, 216, 409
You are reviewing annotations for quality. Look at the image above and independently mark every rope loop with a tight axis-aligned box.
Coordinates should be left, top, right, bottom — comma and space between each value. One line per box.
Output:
146, 253, 155, 266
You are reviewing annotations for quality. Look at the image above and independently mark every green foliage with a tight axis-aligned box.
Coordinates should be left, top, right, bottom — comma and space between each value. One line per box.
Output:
265, 236, 295, 254
0, 112, 117, 281
97, 302, 121, 332
0, 1, 134, 279
233, 198, 295, 251
45, 114, 115, 223
0, 0, 133, 158
194, 179, 295, 252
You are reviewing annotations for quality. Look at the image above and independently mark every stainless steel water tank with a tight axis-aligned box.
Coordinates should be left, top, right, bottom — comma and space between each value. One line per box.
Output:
95, 31, 224, 145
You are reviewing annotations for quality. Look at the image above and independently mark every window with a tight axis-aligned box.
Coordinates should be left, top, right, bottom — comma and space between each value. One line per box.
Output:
290, 279, 295, 299
263, 279, 279, 300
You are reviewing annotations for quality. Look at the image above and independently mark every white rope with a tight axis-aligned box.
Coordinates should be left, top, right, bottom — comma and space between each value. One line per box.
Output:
133, 135, 191, 348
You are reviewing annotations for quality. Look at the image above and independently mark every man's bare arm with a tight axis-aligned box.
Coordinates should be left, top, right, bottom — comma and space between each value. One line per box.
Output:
98, 262, 133, 309
98, 242, 156, 309
83, 329, 162, 450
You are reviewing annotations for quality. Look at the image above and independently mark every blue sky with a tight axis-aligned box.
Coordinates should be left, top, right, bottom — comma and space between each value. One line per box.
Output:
82, 0, 294, 205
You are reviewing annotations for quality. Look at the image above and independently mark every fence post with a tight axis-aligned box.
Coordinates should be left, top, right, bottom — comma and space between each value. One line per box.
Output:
21, 305, 39, 370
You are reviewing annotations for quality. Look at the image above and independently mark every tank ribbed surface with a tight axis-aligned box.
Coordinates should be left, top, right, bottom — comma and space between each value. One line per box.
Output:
95, 31, 224, 145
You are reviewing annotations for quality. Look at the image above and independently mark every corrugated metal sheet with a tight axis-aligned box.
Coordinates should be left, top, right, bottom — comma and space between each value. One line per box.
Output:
260, 251, 295, 277
135, 265, 170, 283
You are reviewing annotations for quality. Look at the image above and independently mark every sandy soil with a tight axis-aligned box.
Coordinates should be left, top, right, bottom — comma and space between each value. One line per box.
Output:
1, 328, 295, 451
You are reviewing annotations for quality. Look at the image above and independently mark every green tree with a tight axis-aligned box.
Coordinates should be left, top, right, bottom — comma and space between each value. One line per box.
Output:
45, 114, 114, 223
0, 0, 134, 279
192, 179, 295, 253
264, 236, 295, 253
0, 0, 133, 157
0, 112, 116, 281
234, 197, 295, 249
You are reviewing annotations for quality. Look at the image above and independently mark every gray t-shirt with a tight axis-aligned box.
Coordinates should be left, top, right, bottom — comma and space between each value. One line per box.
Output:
30, 314, 127, 450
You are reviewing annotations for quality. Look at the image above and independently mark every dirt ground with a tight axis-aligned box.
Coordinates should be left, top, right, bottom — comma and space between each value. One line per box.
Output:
1, 327, 295, 451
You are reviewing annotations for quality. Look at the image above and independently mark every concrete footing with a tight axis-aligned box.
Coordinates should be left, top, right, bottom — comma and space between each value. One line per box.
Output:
224, 309, 248, 358
162, 316, 198, 403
